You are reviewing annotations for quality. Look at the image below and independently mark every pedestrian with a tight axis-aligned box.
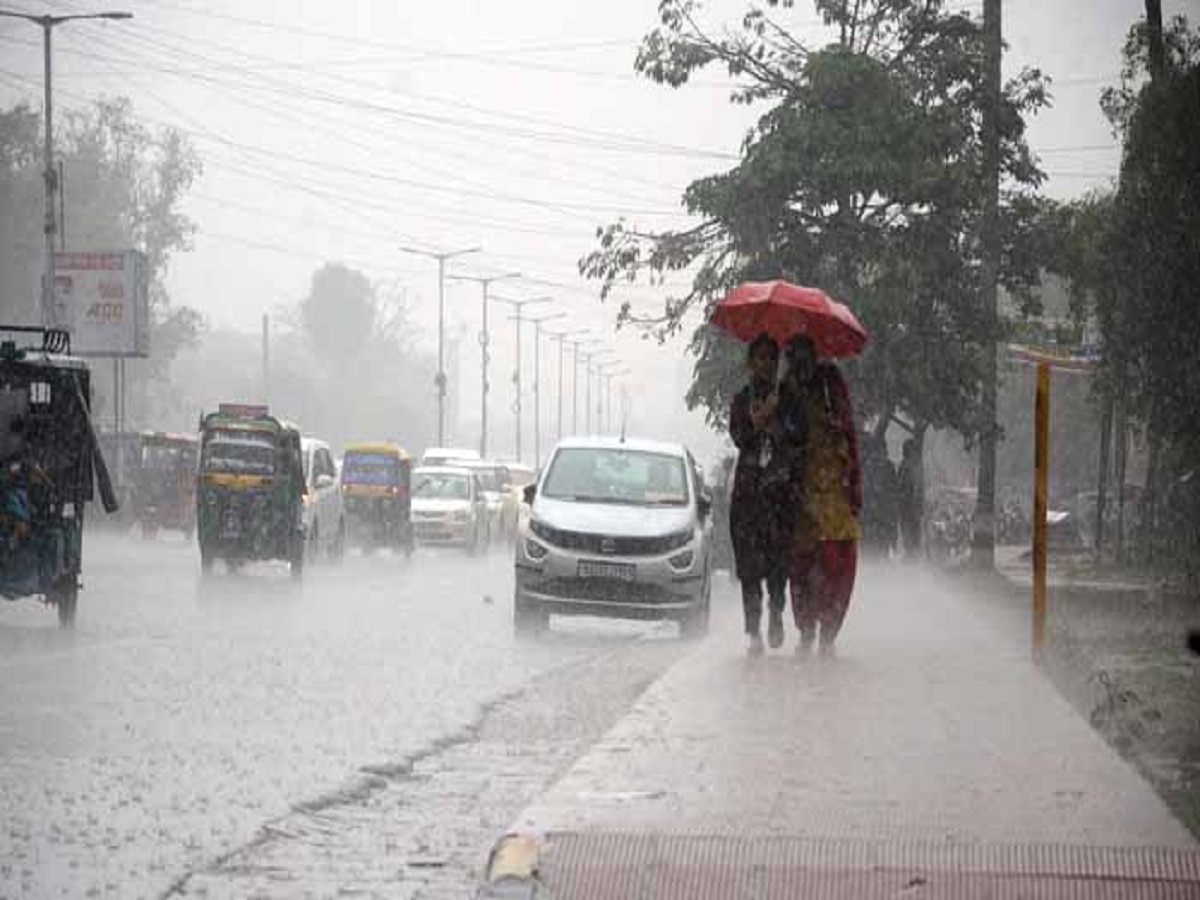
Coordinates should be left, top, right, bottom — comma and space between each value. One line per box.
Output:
784, 335, 861, 658
897, 438, 923, 559
728, 333, 792, 656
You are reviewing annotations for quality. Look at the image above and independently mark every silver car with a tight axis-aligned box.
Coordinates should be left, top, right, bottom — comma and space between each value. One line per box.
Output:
411, 466, 489, 552
513, 437, 713, 639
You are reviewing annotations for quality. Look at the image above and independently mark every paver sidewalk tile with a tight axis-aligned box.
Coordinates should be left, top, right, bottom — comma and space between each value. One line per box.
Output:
515, 566, 1195, 849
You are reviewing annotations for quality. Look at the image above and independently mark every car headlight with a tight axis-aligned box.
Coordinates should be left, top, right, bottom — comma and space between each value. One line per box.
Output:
657, 528, 694, 554
529, 518, 559, 545
524, 539, 549, 561
668, 549, 695, 571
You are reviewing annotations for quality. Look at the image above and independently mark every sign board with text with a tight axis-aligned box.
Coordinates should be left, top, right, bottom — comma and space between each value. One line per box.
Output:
52, 251, 149, 357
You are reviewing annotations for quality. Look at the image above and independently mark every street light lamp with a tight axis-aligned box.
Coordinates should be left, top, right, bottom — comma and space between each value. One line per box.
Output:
447, 270, 520, 458
494, 295, 551, 463
399, 244, 481, 446
0, 9, 134, 326
525, 311, 567, 468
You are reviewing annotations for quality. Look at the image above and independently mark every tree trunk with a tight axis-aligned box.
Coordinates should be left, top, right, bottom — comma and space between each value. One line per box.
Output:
1095, 393, 1114, 559
1146, 0, 1166, 81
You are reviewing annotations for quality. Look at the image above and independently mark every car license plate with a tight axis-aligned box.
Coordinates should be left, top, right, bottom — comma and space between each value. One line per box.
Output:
578, 560, 636, 581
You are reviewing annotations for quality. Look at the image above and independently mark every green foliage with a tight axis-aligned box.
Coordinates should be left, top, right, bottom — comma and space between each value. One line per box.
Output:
582, 0, 1048, 440
0, 98, 204, 424
1041, 13, 1200, 573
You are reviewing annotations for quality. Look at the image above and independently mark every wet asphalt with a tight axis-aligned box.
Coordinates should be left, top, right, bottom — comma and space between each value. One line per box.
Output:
0, 530, 688, 899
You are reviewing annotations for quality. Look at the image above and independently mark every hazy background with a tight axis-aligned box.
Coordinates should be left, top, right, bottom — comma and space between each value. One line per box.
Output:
0, 0, 1190, 464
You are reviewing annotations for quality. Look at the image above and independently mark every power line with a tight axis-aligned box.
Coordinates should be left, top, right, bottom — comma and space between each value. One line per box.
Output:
18, 23, 709, 196
0, 64, 689, 218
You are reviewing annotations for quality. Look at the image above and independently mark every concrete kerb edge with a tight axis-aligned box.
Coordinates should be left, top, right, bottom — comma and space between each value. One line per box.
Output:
475, 832, 548, 899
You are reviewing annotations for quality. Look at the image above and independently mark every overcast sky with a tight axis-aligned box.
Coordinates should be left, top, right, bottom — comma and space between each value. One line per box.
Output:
1, 0, 1193, 463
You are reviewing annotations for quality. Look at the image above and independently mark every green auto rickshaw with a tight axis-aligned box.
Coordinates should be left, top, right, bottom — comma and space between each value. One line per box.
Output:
196, 404, 306, 577
0, 326, 119, 626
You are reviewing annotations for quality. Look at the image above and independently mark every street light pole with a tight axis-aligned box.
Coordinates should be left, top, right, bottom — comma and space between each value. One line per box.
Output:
0, 9, 134, 326
597, 362, 626, 435
399, 244, 480, 446
525, 313, 566, 468
448, 271, 519, 459
584, 349, 616, 434
546, 329, 588, 442
572, 339, 600, 435
495, 295, 550, 463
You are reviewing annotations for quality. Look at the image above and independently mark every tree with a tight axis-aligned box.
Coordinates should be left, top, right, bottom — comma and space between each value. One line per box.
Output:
1041, 13, 1200, 573
0, 98, 204, 425
582, 0, 1048, 451
282, 262, 436, 451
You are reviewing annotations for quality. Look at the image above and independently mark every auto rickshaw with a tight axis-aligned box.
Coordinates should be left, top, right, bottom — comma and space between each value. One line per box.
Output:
133, 432, 198, 538
0, 327, 119, 626
196, 404, 306, 577
340, 442, 414, 554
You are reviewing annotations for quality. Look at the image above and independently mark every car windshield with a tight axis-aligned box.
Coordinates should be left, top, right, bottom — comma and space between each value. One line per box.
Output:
542, 448, 689, 506
342, 452, 400, 486
413, 471, 469, 500
203, 432, 274, 475
142, 444, 192, 470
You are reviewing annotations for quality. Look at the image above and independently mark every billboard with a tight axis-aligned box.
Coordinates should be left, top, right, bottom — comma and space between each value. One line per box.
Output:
51, 251, 149, 357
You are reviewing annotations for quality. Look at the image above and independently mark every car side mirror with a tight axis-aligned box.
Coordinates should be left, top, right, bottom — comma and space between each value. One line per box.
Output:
523, 484, 536, 505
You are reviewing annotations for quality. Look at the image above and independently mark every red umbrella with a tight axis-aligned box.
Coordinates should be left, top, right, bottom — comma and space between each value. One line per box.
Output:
711, 280, 868, 358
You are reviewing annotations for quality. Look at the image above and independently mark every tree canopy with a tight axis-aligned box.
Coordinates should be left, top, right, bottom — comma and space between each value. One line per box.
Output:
582, 0, 1048, 441
0, 98, 203, 424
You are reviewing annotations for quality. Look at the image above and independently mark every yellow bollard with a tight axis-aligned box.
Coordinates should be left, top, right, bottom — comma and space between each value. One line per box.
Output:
1032, 362, 1050, 662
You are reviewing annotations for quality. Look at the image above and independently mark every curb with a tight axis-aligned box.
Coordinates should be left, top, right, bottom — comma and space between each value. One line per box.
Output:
474, 833, 547, 899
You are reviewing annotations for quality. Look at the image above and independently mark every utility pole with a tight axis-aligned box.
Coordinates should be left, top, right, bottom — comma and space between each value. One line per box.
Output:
0, 9, 133, 326
972, 0, 1002, 570
261, 313, 270, 406
572, 339, 600, 435
448, 271, 519, 458
399, 244, 480, 447
525, 312, 566, 468
546, 329, 588, 442
585, 349, 616, 434
598, 364, 628, 434
494, 295, 550, 463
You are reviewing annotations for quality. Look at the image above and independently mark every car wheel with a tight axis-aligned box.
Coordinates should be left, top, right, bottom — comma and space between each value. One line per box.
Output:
307, 521, 319, 563
331, 519, 346, 564
513, 594, 548, 638
680, 576, 711, 641
53, 579, 78, 628
290, 540, 305, 580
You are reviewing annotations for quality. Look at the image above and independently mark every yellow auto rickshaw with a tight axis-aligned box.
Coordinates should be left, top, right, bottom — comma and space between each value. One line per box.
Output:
341, 442, 414, 554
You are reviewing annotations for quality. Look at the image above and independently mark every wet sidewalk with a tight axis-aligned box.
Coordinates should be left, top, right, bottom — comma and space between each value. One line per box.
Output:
497, 564, 1199, 897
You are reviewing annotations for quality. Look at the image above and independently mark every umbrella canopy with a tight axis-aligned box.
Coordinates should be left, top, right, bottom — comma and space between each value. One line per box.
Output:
711, 280, 868, 358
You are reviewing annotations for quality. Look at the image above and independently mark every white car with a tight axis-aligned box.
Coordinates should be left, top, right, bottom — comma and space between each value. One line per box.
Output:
514, 437, 714, 639
460, 461, 517, 543
421, 446, 481, 467
301, 437, 345, 561
411, 466, 489, 552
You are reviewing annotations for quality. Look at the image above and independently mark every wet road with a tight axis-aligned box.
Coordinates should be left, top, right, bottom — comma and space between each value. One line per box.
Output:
0, 532, 686, 899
